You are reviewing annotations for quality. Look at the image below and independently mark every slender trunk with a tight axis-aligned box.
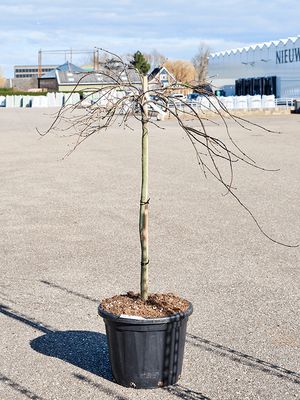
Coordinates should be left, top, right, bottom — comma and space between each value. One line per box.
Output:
139, 75, 149, 301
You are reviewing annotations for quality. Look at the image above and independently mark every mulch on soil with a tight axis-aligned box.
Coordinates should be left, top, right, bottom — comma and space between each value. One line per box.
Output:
100, 291, 190, 318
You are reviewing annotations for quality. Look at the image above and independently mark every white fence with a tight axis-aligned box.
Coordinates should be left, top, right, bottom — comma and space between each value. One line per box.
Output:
187, 95, 276, 111
0, 92, 81, 108
0, 93, 287, 112
165, 95, 278, 114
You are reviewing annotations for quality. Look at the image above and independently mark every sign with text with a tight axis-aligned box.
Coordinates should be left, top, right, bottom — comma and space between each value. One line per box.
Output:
276, 48, 300, 64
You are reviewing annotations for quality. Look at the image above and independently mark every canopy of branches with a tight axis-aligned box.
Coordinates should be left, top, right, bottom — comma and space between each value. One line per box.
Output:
39, 49, 297, 249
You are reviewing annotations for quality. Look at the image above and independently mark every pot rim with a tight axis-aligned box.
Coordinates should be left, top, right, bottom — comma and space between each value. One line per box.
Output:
98, 302, 193, 325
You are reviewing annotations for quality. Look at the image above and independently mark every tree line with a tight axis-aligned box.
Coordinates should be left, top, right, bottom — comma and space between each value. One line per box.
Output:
137, 44, 211, 83
0, 43, 211, 86
88, 43, 211, 85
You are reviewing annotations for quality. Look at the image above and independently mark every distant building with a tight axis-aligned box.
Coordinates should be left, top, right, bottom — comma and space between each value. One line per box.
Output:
14, 65, 58, 79
38, 61, 141, 92
12, 77, 38, 91
148, 66, 191, 94
38, 62, 190, 94
208, 35, 300, 98
148, 66, 176, 89
38, 62, 85, 91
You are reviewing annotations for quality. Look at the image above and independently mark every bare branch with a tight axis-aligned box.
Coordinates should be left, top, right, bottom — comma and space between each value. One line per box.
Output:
39, 49, 298, 249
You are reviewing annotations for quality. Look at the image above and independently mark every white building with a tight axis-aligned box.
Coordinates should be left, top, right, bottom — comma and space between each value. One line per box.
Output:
208, 35, 300, 98
14, 65, 58, 79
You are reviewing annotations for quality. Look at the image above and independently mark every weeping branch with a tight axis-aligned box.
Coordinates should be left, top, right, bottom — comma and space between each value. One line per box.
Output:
39, 49, 298, 298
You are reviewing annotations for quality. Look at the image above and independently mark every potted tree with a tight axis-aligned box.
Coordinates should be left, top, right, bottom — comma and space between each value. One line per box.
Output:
40, 49, 296, 389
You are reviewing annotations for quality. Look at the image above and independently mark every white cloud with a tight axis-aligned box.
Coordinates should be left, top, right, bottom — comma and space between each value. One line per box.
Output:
1, 0, 300, 76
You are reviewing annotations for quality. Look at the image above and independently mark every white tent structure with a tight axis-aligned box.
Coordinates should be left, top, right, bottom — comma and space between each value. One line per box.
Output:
208, 36, 300, 98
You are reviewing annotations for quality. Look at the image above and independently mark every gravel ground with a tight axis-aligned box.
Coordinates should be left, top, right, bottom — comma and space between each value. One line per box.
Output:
0, 108, 299, 400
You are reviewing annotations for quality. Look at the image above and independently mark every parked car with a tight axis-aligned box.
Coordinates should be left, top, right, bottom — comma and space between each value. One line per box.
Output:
187, 93, 201, 102
169, 93, 187, 101
215, 89, 226, 97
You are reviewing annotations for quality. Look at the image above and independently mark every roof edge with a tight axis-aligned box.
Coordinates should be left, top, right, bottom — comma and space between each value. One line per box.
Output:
210, 35, 300, 58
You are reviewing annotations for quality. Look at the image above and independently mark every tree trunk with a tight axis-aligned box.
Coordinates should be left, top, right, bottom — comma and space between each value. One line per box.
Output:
139, 75, 149, 301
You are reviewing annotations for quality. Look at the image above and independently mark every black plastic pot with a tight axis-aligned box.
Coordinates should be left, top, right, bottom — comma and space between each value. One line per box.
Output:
98, 302, 193, 389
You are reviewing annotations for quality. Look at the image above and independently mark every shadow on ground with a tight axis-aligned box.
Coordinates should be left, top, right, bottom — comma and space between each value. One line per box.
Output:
0, 372, 47, 400
0, 304, 112, 381
40, 280, 99, 303
38, 280, 300, 386
186, 333, 300, 385
1, 303, 214, 399
30, 330, 112, 380
165, 384, 211, 399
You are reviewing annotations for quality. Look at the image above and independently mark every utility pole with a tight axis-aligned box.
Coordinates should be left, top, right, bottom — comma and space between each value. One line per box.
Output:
38, 50, 42, 78
93, 48, 96, 71
96, 48, 99, 71
93, 47, 99, 71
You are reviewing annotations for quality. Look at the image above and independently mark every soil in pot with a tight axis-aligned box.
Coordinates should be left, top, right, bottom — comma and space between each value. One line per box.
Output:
100, 291, 190, 318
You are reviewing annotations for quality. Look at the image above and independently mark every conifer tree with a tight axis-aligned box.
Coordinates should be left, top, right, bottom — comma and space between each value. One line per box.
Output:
131, 51, 150, 75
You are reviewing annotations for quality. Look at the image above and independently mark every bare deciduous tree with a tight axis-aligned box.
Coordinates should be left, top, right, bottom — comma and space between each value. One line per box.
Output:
192, 43, 211, 83
144, 49, 167, 68
163, 60, 196, 83
0, 67, 6, 88
39, 49, 298, 301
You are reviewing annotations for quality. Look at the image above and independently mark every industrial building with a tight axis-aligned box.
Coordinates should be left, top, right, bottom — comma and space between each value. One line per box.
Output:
14, 65, 58, 79
208, 35, 300, 98
12, 64, 59, 90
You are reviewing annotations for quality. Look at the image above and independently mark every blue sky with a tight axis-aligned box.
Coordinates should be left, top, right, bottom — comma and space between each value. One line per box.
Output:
1, 0, 300, 77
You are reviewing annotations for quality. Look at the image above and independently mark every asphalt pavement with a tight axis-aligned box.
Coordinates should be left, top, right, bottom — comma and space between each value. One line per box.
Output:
0, 108, 299, 400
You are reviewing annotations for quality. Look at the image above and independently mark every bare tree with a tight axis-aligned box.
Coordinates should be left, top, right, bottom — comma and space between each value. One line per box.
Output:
163, 60, 195, 83
39, 50, 297, 301
144, 49, 167, 68
192, 43, 211, 83
0, 67, 6, 88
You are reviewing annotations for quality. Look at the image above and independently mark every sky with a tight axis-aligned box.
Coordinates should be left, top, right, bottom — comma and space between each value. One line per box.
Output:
1, 0, 300, 77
